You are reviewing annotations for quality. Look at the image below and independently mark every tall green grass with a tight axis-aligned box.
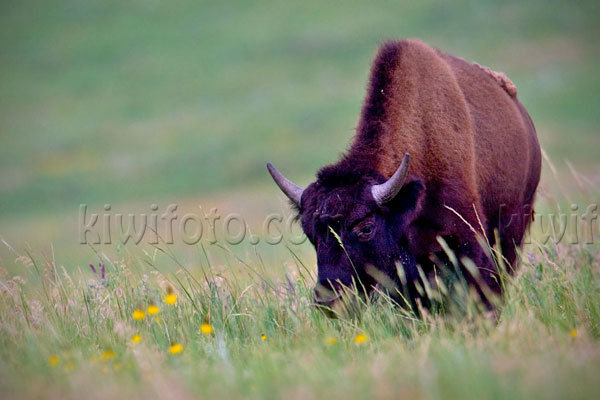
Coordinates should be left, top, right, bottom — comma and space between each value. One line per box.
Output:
1, 220, 598, 398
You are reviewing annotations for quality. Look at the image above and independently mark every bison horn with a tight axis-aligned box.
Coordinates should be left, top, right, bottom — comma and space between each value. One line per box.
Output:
371, 152, 410, 205
266, 162, 304, 206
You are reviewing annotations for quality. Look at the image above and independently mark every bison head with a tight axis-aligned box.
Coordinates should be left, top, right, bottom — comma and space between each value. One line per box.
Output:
267, 153, 425, 312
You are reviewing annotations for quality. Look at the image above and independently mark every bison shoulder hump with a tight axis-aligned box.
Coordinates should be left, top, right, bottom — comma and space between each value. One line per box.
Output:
473, 62, 518, 97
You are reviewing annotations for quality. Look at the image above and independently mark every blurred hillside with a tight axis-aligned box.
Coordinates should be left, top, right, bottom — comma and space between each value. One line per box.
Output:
0, 0, 599, 268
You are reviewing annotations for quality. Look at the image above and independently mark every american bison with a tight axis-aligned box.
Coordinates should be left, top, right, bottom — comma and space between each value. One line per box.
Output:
267, 39, 541, 312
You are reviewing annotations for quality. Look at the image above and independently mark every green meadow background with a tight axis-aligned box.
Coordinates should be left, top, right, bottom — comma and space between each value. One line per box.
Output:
0, 1, 599, 399
1, 0, 599, 269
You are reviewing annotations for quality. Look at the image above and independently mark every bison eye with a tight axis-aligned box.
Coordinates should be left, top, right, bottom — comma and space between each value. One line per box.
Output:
353, 220, 375, 241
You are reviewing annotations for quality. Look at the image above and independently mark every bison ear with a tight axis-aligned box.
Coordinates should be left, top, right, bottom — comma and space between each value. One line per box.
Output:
383, 179, 425, 218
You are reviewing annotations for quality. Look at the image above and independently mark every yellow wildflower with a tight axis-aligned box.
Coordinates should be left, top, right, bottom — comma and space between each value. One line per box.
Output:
48, 355, 60, 366
354, 333, 369, 345
200, 323, 213, 335
100, 349, 116, 361
147, 304, 160, 315
132, 309, 145, 320
131, 334, 142, 344
570, 329, 578, 338
261, 333, 267, 341
169, 343, 183, 354
113, 363, 122, 372
324, 336, 338, 346
165, 293, 177, 305
63, 361, 75, 372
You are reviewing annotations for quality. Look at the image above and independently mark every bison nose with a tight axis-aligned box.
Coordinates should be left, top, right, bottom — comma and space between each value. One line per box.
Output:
313, 282, 342, 306
313, 285, 343, 318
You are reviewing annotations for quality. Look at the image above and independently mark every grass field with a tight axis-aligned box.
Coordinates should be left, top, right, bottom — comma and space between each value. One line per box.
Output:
1, 0, 599, 398
1, 205, 599, 399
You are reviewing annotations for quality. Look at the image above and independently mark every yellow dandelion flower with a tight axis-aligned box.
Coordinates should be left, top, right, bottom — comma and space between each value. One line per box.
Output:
200, 323, 213, 335
147, 304, 160, 315
169, 343, 183, 354
113, 363, 122, 372
165, 293, 177, 305
100, 349, 116, 361
132, 309, 145, 320
131, 334, 142, 344
324, 336, 338, 346
354, 333, 369, 344
570, 329, 578, 338
48, 355, 60, 366
63, 361, 75, 372
261, 333, 267, 341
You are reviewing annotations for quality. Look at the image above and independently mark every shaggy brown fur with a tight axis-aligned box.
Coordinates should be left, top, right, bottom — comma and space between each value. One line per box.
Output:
339, 39, 541, 291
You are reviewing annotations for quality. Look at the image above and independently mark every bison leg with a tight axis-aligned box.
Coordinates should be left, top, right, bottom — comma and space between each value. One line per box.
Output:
447, 210, 504, 309
496, 204, 534, 272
